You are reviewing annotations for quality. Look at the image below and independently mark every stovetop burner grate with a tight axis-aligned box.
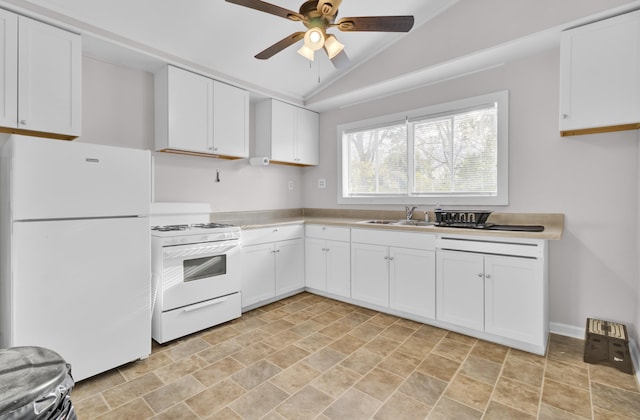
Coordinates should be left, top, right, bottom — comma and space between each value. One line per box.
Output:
151, 223, 235, 231
151, 224, 189, 232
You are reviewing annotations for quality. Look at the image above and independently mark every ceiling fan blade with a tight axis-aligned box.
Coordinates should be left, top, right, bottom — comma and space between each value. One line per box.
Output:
255, 32, 305, 59
317, 0, 342, 17
335, 16, 414, 32
328, 49, 350, 69
226, 0, 305, 21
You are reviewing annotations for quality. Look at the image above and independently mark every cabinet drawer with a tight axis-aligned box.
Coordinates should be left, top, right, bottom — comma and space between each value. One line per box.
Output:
351, 228, 435, 250
241, 224, 304, 245
154, 292, 241, 343
305, 224, 350, 241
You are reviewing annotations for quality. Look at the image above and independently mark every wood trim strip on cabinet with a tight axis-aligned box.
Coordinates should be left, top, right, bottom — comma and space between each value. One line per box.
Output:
0, 126, 77, 140
159, 148, 243, 160
560, 123, 640, 137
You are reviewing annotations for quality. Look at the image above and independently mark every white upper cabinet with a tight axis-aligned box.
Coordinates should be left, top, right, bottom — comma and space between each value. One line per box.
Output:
155, 65, 249, 159
255, 99, 319, 166
560, 10, 640, 136
213, 80, 249, 158
0, 10, 81, 139
0, 10, 17, 130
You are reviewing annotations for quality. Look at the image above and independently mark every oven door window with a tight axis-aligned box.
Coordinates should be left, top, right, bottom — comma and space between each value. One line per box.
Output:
183, 254, 226, 282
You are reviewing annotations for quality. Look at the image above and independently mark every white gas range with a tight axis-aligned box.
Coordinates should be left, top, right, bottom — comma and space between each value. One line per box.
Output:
150, 203, 241, 344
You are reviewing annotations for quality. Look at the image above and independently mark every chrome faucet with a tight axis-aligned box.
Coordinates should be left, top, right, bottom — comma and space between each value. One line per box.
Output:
405, 206, 417, 220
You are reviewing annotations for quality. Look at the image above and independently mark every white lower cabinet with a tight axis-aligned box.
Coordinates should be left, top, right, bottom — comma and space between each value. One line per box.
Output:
241, 242, 276, 307
436, 235, 548, 354
351, 229, 436, 315
436, 251, 485, 331
305, 224, 351, 298
275, 238, 305, 296
389, 247, 436, 319
241, 225, 304, 309
351, 243, 389, 307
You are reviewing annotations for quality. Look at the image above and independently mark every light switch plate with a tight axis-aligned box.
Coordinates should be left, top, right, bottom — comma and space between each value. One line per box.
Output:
318, 178, 326, 188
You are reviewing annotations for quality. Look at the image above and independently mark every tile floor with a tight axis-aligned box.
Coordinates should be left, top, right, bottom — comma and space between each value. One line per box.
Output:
72, 292, 640, 419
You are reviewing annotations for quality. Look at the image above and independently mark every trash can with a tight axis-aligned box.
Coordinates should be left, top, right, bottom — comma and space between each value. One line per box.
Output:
0, 346, 76, 419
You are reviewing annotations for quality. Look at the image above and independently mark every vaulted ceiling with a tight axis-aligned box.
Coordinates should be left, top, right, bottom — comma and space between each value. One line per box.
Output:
1, 0, 638, 111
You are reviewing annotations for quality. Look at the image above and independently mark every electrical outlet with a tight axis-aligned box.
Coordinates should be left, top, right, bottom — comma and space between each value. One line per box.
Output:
288, 180, 294, 190
318, 178, 326, 188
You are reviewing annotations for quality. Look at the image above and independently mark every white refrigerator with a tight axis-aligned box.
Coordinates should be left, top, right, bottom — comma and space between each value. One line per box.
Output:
0, 135, 151, 381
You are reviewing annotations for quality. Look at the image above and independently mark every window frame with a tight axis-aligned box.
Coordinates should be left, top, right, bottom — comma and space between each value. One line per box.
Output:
337, 90, 509, 206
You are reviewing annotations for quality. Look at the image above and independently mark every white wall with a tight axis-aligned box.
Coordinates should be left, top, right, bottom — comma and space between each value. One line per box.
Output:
70, 49, 640, 342
303, 49, 640, 339
80, 56, 304, 212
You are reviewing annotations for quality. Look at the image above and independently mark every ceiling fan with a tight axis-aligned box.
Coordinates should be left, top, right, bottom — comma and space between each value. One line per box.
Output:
225, 0, 414, 68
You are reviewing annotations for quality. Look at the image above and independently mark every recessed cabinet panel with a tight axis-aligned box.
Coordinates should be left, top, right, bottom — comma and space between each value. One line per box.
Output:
351, 243, 389, 307
166, 66, 213, 153
0, 11, 81, 139
436, 250, 484, 331
0, 9, 17, 128
389, 248, 435, 319
484, 255, 543, 344
213, 80, 249, 157
560, 10, 640, 135
241, 243, 276, 308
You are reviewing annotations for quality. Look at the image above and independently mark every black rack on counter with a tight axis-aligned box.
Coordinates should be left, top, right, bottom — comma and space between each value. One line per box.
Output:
434, 210, 544, 232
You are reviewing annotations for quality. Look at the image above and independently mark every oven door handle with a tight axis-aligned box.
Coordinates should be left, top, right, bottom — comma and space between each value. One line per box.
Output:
183, 296, 228, 313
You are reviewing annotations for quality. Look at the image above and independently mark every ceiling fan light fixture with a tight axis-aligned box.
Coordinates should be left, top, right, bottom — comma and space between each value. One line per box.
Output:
323, 34, 344, 59
297, 44, 315, 61
303, 27, 325, 51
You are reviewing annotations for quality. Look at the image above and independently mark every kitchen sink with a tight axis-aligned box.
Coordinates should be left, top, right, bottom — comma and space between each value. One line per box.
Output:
393, 220, 433, 226
359, 220, 434, 227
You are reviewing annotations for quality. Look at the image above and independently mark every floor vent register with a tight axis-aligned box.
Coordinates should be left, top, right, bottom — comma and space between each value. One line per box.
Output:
584, 318, 633, 374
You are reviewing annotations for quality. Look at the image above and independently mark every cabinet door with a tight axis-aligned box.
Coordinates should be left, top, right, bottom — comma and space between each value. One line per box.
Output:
0, 9, 17, 128
241, 243, 275, 308
213, 81, 249, 158
436, 250, 484, 331
325, 240, 350, 298
484, 255, 544, 345
275, 238, 305, 295
305, 238, 326, 291
296, 107, 319, 165
270, 100, 296, 162
389, 247, 435, 319
560, 10, 640, 132
18, 16, 81, 137
351, 243, 389, 307
166, 66, 213, 153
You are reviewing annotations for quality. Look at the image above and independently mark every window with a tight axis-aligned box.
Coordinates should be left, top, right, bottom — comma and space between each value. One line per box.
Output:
338, 91, 508, 205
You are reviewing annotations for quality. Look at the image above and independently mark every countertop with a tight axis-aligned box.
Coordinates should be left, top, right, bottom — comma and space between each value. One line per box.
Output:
235, 212, 564, 240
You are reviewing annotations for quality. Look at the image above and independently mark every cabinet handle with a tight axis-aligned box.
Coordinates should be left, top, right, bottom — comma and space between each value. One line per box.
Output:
384, 256, 388, 260
273, 229, 278, 232
322, 227, 326, 230
485, 274, 491, 279
214, 147, 218, 151
477, 273, 483, 278
388, 257, 394, 261
19, 119, 27, 125
562, 114, 568, 119
325, 248, 330, 252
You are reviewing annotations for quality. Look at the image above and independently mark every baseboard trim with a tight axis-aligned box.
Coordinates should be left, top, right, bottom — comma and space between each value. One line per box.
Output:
550, 322, 640, 385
